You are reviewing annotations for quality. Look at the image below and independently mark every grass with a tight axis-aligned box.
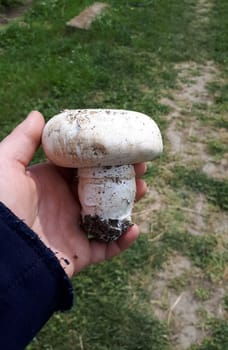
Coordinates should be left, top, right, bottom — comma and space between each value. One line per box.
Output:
29, 235, 170, 350
190, 319, 228, 350
194, 287, 210, 301
170, 166, 228, 210
162, 231, 227, 282
207, 139, 228, 157
0, 0, 228, 349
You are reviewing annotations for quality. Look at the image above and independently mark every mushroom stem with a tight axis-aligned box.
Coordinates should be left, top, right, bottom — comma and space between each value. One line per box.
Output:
78, 164, 136, 242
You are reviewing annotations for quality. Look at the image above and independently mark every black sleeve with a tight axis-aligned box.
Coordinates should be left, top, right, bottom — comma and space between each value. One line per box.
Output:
0, 202, 74, 350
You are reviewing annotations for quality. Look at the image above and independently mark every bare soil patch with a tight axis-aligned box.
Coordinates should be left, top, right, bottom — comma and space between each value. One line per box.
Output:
149, 254, 227, 349
195, 0, 212, 25
0, 0, 32, 26
133, 186, 165, 233
182, 192, 228, 244
162, 60, 228, 180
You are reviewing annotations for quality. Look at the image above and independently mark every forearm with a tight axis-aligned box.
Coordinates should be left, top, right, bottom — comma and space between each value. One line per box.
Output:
0, 202, 73, 350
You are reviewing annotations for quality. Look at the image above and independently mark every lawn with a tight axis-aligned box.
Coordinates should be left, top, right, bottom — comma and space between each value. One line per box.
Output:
0, 0, 227, 349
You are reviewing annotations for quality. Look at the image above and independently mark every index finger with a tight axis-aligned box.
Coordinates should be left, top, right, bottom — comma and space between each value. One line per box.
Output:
134, 162, 147, 178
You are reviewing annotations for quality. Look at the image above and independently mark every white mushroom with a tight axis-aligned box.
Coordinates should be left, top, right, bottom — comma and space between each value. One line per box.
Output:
42, 109, 163, 242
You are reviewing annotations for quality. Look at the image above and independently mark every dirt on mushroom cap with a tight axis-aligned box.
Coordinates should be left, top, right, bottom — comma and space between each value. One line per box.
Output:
42, 109, 163, 168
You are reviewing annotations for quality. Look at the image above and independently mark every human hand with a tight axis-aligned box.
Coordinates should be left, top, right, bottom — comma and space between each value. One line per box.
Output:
0, 111, 147, 277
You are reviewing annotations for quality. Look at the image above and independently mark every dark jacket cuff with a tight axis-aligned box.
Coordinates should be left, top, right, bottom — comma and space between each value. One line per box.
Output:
0, 202, 74, 349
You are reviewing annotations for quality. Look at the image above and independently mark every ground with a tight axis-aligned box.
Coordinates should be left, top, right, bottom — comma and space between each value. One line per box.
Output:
0, 0, 31, 25
133, 0, 227, 348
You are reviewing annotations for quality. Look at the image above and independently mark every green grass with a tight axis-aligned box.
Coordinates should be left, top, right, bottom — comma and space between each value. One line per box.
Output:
194, 287, 210, 301
190, 319, 228, 350
162, 231, 228, 282
1, 0, 228, 349
207, 139, 228, 158
170, 166, 228, 210
29, 235, 170, 350
0, 0, 210, 126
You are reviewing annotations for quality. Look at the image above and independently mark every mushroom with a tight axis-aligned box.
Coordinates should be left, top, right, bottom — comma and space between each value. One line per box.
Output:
42, 109, 163, 242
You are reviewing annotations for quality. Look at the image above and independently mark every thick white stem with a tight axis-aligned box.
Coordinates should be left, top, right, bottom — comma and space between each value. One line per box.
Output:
78, 165, 136, 241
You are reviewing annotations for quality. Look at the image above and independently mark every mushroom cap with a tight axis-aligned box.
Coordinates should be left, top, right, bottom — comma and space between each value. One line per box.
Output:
42, 109, 163, 168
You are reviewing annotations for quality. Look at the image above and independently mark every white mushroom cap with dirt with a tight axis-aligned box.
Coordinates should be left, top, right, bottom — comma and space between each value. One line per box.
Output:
42, 109, 163, 242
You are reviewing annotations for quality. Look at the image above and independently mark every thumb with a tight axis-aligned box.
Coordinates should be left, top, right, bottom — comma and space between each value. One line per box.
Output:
0, 111, 45, 167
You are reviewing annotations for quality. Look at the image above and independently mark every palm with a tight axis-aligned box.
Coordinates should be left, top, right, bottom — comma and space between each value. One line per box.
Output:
30, 163, 94, 276
29, 162, 146, 276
